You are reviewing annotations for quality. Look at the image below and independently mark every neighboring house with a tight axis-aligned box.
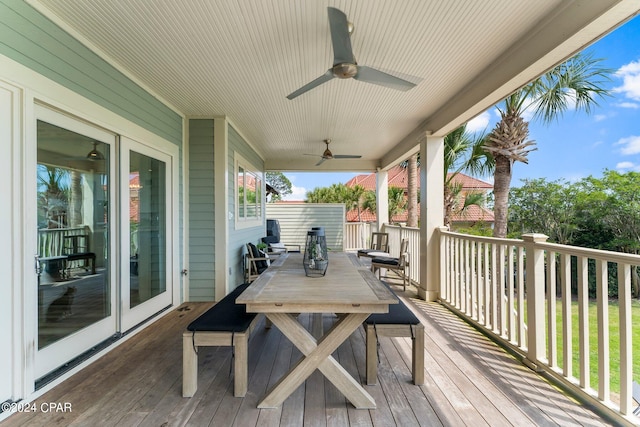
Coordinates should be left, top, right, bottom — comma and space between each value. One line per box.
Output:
344, 165, 494, 227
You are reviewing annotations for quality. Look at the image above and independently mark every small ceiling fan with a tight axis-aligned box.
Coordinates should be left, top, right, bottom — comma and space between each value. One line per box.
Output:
287, 7, 417, 100
305, 139, 362, 166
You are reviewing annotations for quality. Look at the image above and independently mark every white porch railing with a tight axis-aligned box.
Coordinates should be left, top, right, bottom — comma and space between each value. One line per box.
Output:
439, 228, 640, 424
343, 222, 372, 250
38, 226, 89, 257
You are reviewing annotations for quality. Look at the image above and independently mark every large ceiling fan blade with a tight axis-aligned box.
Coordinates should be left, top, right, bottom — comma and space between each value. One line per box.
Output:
287, 69, 334, 100
327, 7, 354, 65
315, 157, 327, 166
354, 66, 417, 91
333, 155, 362, 159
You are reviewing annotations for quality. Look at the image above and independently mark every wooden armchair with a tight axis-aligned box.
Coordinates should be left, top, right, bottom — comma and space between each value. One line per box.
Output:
245, 242, 270, 283
357, 232, 390, 258
371, 238, 409, 291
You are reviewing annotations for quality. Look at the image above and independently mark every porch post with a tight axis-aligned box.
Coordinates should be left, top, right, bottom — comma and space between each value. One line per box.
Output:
523, 233, 548, 369
214, 117, 229, 298
376, 169, 389, 229
419, 134, 444, 301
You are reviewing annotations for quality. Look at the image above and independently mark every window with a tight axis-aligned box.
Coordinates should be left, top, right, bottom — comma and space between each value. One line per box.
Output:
235, 153, 263, 228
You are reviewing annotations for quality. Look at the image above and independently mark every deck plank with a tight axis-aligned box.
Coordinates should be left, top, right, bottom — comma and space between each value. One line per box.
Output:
0, 296, 615, 427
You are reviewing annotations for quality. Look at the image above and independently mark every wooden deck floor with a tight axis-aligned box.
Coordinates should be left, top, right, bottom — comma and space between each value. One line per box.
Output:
1, 288, 613, 427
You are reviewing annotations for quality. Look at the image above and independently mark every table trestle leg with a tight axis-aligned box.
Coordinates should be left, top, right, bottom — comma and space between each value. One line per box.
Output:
259, 312, 375, 409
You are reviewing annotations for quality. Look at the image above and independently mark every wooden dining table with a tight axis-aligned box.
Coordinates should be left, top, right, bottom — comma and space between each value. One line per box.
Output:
236, 251, 398, 409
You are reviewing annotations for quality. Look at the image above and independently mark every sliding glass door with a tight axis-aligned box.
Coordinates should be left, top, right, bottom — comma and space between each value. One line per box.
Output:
33, 108, 176, 379
35, 106, 116, 378
120, 137, 173, 330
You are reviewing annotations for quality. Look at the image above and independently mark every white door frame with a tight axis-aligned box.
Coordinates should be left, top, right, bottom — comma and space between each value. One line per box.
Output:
0, 80, 23, 404
119, 136, 177, 331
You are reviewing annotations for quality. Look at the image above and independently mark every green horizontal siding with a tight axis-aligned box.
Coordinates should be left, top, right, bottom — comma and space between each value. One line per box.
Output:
188, 119, 215, 301
0, 0, 182, 144
228, 125, 264, 287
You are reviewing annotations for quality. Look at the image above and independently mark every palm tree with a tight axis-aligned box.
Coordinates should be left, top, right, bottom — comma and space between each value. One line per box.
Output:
37, 165, 70, 229
402, 125, 493, 227
388, 186, 407, 222
484, 52, 611, 238
345, 184, 367, 222
443, 125, 494, 226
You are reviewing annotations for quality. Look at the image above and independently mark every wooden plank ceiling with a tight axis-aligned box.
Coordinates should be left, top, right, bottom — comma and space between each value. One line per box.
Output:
30, 0, 640, 171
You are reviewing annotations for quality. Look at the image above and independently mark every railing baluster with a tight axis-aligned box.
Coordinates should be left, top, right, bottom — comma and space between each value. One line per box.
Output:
491, 242, 498, 333
499, 244, 507, 337
464, 240, 473, 319
547, 251, 557, 368
561, 253, 572, 379
456, 239, 464, 311
517, 246, 525, 347
578, 255, 589, 389
507, 244, 515, 342
475, 240, 482, 322
483, 242, 490, 327
618, 263, 632, 415
596, 258, 609, 401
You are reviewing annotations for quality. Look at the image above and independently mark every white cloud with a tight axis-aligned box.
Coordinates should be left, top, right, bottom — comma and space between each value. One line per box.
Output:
466, 111, 491, 133
614, 60, 640, 101
615, 135, 640, 155
282, 184, 307, 201
594, 114, 607, 122
616, 161, 635, 170
616, 101, 640, 109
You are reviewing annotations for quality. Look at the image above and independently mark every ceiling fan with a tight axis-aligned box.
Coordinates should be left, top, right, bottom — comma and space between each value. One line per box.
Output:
305, 139, 362, 166
287, 7, 417, 100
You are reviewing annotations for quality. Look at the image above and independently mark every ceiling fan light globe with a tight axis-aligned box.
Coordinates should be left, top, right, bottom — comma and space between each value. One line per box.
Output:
332, 63, 358, 79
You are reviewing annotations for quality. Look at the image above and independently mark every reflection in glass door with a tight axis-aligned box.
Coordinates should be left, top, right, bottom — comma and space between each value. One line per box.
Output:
121, 139, 171, 330
129, 151, 166, 307
35, 108, 116, 378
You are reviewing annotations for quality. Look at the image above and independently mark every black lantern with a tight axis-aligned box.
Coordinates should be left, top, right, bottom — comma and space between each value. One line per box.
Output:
303, 229, 328, 276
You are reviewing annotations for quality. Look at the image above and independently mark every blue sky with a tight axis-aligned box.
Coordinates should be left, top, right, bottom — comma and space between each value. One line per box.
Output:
283, 16, 640, 200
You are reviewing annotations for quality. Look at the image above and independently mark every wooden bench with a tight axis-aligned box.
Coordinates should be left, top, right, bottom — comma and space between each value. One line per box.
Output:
363, 298, 424, 385
182, 282, 264, 398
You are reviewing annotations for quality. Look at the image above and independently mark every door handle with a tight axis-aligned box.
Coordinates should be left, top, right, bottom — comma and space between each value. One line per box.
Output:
35, 255, 42, 275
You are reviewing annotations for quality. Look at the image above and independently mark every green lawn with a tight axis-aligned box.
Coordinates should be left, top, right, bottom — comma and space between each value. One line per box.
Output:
550, 299, 640, 395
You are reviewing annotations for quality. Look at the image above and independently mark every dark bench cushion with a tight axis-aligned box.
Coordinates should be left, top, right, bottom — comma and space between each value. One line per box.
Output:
371, 256, 399, 266
187, 283, 256, 332
248, 242, 269, 272
364, 299, 419, 325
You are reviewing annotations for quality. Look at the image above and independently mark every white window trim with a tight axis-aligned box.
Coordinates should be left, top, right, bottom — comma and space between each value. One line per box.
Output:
234, 152, 263, 229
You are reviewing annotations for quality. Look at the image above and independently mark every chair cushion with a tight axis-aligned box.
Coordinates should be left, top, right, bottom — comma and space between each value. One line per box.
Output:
187, 283, 256, 332
248, 243, 268, 270
364, 299, 420, 325
269, 242, 287, 254
372, 256, 399, 266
